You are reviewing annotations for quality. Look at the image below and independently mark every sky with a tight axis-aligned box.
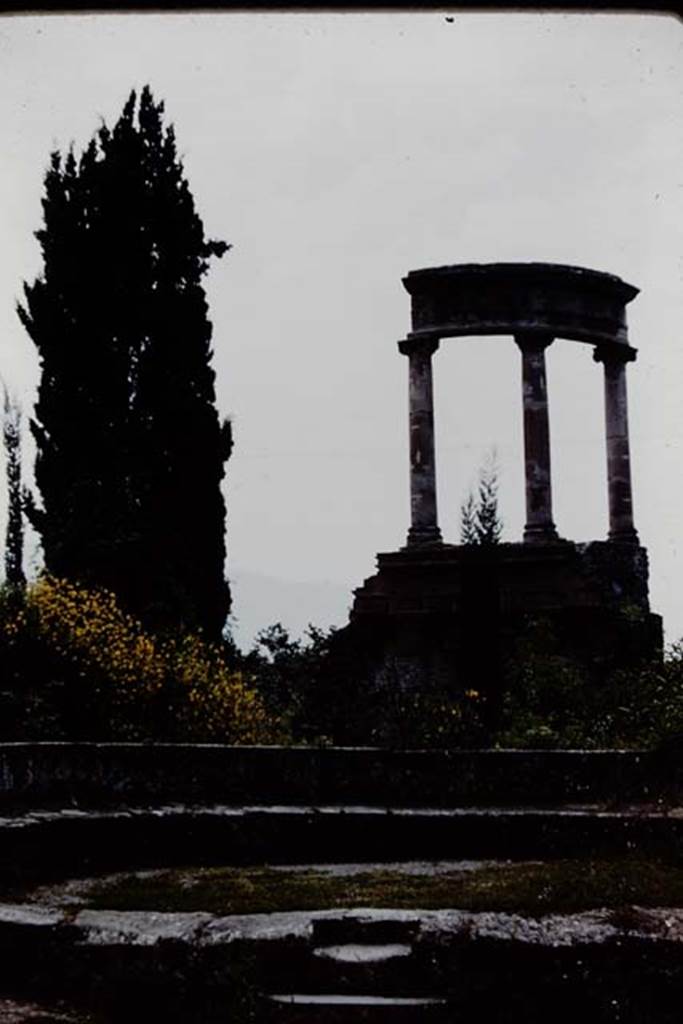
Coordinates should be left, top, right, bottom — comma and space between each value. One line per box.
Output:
0, 11, 681, 649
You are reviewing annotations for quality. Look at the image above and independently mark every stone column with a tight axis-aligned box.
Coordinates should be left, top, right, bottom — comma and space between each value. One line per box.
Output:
515, 332, 559, 543
398, 336, 442, 546
594, 345, 639, 544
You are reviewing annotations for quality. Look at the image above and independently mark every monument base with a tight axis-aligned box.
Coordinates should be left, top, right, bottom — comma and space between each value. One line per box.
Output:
333, 541, 662, 710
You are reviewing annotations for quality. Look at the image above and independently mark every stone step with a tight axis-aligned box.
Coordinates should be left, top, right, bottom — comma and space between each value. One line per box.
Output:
264, 937, 431, 998
263, 917, 427, 996
267, 959, 433, 999
312, 916, 420, 946
263, 993, 450, 1022
313, 943, 413, 964
2, 803, 681, 884
301, 942, 424, 996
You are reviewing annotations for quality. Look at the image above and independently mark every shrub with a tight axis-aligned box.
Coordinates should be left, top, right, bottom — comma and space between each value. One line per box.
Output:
0, 576, 282, 743
495, 618, 593, 748
238, 622, 337, 742
366, 687, 489, 749
497, 619, 683, 750
588, 643, 683, 749
169, 631, 281, 744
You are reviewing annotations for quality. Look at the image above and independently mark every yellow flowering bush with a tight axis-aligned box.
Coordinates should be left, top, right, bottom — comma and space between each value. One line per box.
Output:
0, 576, 281, 743
30, 576, 165, 689
166, 631, 282, 744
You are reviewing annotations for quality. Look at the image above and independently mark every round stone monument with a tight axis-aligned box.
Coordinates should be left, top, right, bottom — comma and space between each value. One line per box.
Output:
338, 262, 661, 721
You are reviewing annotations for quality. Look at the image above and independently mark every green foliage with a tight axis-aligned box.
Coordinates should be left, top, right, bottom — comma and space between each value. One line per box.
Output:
2, 386, 24, 588
278, 613, 681, 751
588, 645, 683, 749
4, 575, 676, 751
291, 634, 492, 749
460, 449, 503, 545
0, 576, 282, 743
366, 685, 489, 750
239, 622, 337, 741
497, 619, 683, 750
496, 619, 597, 748
75, 858, 683, 917
18, 87, 231, 637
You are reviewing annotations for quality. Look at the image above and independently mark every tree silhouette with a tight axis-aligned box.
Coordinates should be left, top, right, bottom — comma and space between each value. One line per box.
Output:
460, 490, 478, 545
460, 450, 503, 546
18, 87, 232, 636
2, 386, 25, 588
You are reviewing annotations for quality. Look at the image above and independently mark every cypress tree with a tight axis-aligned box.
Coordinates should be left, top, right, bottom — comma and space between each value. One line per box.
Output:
2, 387, 25, 588
18, 86, 232, 636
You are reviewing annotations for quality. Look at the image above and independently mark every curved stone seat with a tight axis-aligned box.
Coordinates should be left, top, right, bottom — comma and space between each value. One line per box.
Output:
0, 744, 668, 811
1, 803, 682, 885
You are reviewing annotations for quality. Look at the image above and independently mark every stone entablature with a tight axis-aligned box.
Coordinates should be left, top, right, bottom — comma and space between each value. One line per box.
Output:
403, 262, 637, 349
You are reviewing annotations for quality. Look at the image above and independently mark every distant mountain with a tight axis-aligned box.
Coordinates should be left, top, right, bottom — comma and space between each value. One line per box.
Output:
227, 569, 352, 652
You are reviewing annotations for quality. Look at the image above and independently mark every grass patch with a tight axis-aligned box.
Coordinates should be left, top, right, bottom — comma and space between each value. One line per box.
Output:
73, 858, 683, 917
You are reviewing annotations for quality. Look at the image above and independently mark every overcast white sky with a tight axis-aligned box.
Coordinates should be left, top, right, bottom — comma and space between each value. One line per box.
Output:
0, 11, 681, 648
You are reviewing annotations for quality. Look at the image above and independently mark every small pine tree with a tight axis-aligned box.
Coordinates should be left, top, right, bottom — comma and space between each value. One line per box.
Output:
475, 451, 502, 546
460, 449, 503, 546
460, 491, 478, 545
2, 386, 25, 588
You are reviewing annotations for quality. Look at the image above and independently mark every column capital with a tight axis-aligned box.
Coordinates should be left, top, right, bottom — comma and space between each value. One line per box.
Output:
514, 330, 554, 354
398, 334, 440, 358
593, 343, 637, 366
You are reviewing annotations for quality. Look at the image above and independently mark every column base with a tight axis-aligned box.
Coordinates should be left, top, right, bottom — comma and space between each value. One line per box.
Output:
608, 527, 640, 545
523, 522, 559, 544
406, 524, 443, 547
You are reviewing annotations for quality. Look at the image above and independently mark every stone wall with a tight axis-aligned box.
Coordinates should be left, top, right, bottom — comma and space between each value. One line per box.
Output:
0, 743, 674, 810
